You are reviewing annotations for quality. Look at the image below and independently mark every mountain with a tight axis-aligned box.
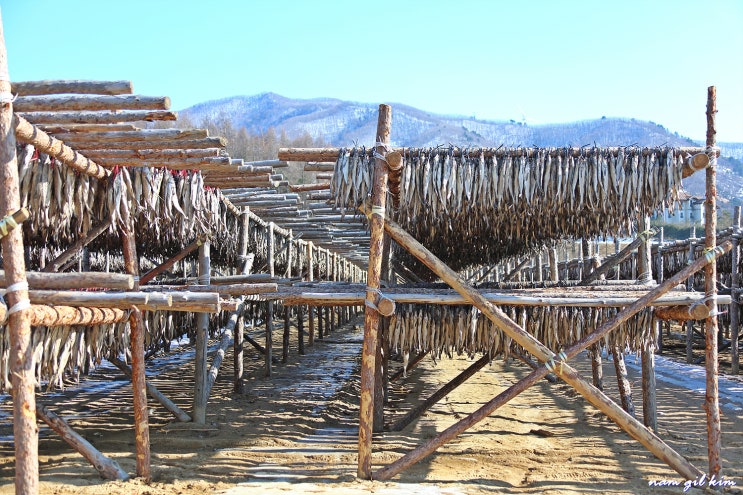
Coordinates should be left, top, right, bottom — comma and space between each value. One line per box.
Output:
181, 93, 743, 201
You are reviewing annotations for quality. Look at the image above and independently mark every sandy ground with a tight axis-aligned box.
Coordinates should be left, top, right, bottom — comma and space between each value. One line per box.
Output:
0, 315, 742, 495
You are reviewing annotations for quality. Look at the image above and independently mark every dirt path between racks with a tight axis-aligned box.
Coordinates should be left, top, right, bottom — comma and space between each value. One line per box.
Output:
0, 315, 742, 495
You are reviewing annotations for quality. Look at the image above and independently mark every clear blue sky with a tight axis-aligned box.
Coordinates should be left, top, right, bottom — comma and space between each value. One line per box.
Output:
3, 0, 742, 142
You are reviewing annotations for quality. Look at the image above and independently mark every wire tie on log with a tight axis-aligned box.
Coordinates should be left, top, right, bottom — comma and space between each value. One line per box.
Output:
545, 351, 568, 375
0, 92, 17, 104
5, 281, 29, 294
0, 214, 18, 237
7, 299, 30, 316
371, 206, 385, 220
638, 228, 656, 241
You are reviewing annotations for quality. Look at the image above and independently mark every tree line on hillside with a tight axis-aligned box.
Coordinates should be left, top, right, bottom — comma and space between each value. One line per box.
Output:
149, 112, 327, 161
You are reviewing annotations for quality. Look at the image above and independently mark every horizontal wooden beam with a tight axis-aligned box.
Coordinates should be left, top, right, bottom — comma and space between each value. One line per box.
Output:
26, 306, 129, 326
281, 146, 719, 163
142, 283, 277, 296
92, 156, 231, 170
38, 124, 139, 133
58, 137, 227, 151
0, 270, 133, 290
14, 94, 170, 113
9, 290, 171, 311
11, 80, 133, 96
13, 114, 110, 179
51, 128, 209, 144
303, 162, 335, 172
82, 148, 221, 160
655, 302, 710, 321
18, 110, 178, 124
289, 182, 330, 193
269, 288, 732, 308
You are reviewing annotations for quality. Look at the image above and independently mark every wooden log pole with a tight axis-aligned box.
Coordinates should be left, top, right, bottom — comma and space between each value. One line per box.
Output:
282, 306, 291, 364
108, 357, 191, 422
11, 79, 133, 96
549, 248, 559, 282
358, 104, 392, 479
612, 345, 636, 417
298, 305, 305, 356
234, 210, 250, 394
280, 146, 714, 163
120, 210, 150, 479
1, 269, 133, 290
192, 241, 210, 424
704, 86, 721, 478
265, 301, 273, 377
13, 114, 109, 179
655, 302, 710, 321
206, 303, 243, 396
638, 215, 657, 430
234, 314, 246, 393
23, 305, 128, 326
36, 404, 129, 480
732, 206, 741, 375
43, 219, 112, 272
139, 235, 206, 285
307, 241, 315, 347
13, 94, 170, 113
18, 109, 177, 124
389, 355, 490, 432
686, 238, 697, 363
642, 340, 658, 432
367, 204, 727, 482
0, 21, 38, 491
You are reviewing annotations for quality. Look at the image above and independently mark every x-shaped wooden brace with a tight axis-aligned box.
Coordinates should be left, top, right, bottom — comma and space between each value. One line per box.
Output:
359, 202, 731, 482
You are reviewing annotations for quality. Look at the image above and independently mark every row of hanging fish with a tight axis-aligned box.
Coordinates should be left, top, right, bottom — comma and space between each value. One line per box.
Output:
331, 146, 687, 272
388, 304, 657, 365
0, 310, 228, 393
16, 144, 238, 257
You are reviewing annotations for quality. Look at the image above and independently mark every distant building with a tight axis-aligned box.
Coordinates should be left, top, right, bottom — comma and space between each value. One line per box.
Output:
654, 191, 705, 225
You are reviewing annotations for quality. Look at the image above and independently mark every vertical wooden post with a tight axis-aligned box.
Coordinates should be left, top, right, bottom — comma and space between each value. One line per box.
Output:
268, 222, 275, 277
307, 241, 315, 347
283, 231, 293, 363
120, 200, 151, 479
656, 227, 665, 354
234, 315, 246, 394
286, 230, 293, 278
0, 19, 38, 492
193, 241, 210, 424
317, 305, 324, 339
358, 104, 392, 479
265, 301, 273, 377
297, 305, 305, 356
234, 210, 250, 394
638, 216, 652, 284
686, 238, 697, 363
535, 252, 543, 282
282, 306, 290, 364
582, 240, 603, 390
704, 86, 721, 478
549, 248, 558, 282
638, 215, 657, 431
731, 206, 741, 375
612, 345, 636, 417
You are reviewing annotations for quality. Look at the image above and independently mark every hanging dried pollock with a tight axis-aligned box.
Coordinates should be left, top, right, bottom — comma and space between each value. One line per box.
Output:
17, 147, 239, 263
332, 147, 686, 272
388, 304, 656, 364
0, 309, 236, 393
